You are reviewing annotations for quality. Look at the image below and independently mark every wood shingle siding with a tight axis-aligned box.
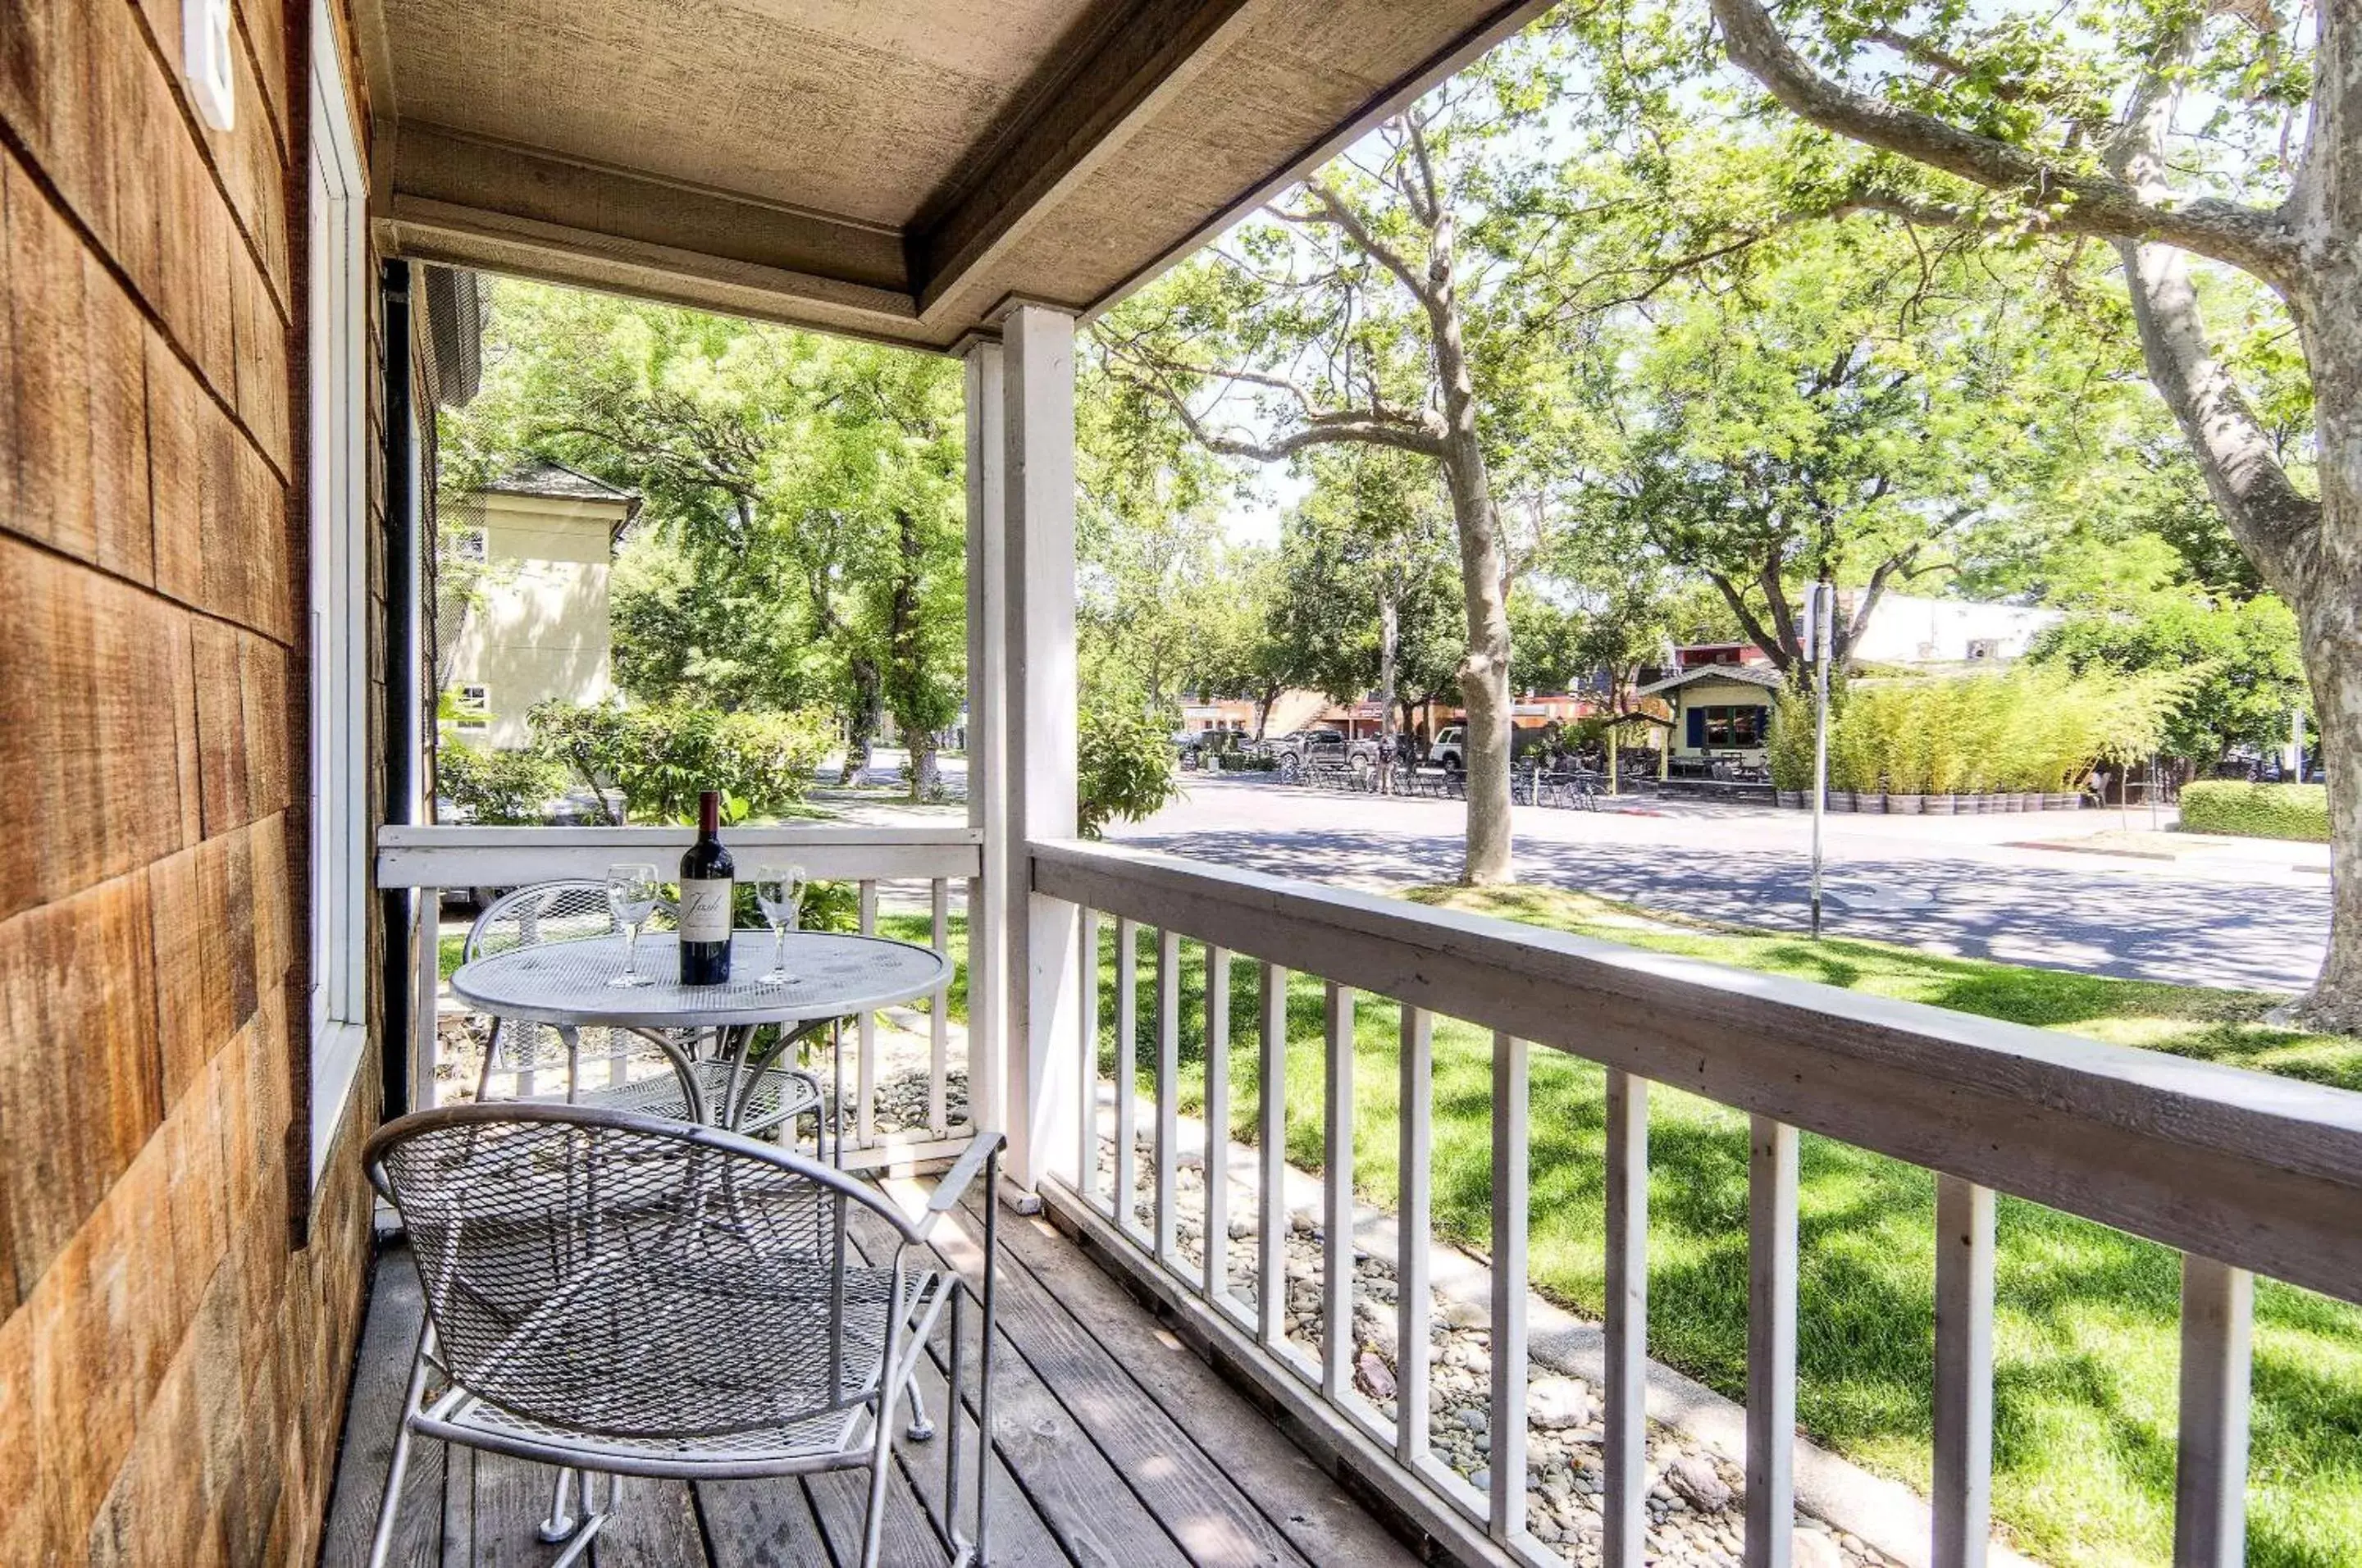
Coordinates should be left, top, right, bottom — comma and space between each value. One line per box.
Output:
2, 0, 383, 1561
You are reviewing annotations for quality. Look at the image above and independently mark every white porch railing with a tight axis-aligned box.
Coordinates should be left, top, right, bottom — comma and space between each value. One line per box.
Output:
375, 823, 986, 1171
1027, 838, 2362, 1568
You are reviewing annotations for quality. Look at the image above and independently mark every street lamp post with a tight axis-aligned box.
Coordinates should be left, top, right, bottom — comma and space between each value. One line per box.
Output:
1808, 577, 1833, 939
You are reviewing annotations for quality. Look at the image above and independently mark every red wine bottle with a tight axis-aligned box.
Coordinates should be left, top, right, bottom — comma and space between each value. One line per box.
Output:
677, 790, 734, 985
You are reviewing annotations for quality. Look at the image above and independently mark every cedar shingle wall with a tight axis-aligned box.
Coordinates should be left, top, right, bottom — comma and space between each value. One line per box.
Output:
0, 0, 381, 1562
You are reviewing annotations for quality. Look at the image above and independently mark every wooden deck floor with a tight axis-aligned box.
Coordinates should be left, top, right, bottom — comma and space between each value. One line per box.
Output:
319, 1187, 1425, 1567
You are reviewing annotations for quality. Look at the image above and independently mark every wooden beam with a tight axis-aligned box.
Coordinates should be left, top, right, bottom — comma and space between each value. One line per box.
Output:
912, 0, 1256, 317
381, 140, 942, 351
396, 123, 909, 289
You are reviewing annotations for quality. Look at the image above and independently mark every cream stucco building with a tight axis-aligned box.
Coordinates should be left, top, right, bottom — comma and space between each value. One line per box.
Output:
439, 461, 641, 749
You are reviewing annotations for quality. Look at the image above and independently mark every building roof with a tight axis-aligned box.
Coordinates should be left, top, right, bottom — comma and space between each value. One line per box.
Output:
358, 0, 1554, 351
477, 460, 643, 511
1632, 663, 1789, 700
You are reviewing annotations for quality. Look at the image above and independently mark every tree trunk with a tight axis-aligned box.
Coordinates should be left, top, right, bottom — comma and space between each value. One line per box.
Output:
2285, 294, 2362, 1027
1377, 588, 1401, 794
910, 727, 942, 803
1421, 212, 1513, 883
1443, 445, 1514, 884
840, 657, 882, 784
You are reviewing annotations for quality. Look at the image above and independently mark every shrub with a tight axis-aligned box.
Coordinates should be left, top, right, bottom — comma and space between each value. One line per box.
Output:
1079, 693, 1180, 838
1772, 664, 2191, 800
529, 700, 834, 823
2179, 781, 2329, 842
1765, 677, 1816, 791
437, 741, 566, 824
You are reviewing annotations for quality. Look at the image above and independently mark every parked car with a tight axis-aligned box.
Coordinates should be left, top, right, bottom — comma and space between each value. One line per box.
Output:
1269, 728, 1381, 781
1425, 723, 1555, 773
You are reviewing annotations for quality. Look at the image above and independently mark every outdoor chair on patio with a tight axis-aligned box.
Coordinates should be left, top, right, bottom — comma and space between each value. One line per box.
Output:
465, 881, 821, 1137
363, 1103, 1004, 1568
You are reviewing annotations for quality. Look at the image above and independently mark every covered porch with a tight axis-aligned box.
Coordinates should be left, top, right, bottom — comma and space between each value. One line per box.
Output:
3, 0, 2357, 1565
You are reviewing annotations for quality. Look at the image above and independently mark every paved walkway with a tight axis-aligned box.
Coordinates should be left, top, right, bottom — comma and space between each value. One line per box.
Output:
1108, 777, 2329, 993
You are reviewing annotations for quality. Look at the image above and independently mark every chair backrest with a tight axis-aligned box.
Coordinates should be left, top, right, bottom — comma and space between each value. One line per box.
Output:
366, 1103, 923, 1440
466, 879, 677, 964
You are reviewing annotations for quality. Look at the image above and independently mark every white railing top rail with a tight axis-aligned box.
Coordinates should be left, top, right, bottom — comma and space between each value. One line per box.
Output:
376, 823, 983, 887
1031, 837, 2362, 1306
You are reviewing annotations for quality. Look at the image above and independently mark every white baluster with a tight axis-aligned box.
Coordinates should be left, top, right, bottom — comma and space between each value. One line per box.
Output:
856, 879, 878, 1149
1114, 916, 1139, 1238
1078, 908, 1101, 1211
1156, 927, 1181, 1269
1258, 961, 1288, 1354
2173, 1255, 2253, 1567
929, 877, 951, 1135
1746, 1116, 1799, 1568
1604, 1069, 1649, 1568
1322, 982, 1356, 1404
1396, 1007, 1433, 1467
1933, 1175, 1995, 1568
1204, 946, 1232, 1303
1489, 1032, 1528, 1544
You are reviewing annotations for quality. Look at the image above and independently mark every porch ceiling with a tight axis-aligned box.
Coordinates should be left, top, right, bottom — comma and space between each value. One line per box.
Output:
356, 0, 1548, 349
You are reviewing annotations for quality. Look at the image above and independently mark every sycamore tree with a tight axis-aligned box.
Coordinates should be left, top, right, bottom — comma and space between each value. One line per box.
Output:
1702, 0, 2358, 1023
1092, 38, 1754, 882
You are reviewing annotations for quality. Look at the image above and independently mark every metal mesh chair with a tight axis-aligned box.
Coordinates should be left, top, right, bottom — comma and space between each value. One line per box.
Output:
464, 881, 820, 1137
364, 1103, 1004, 1568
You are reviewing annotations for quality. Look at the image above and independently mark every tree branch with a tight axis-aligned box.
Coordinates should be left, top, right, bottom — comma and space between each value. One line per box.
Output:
2098, 19, 2323, 595
1279, 180, 1439, 309
1705, 567, 1790, 672
1708, 0, 2302, 288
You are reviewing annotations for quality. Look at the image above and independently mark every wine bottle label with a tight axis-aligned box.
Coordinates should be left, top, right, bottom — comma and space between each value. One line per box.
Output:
678, 878, 734, 943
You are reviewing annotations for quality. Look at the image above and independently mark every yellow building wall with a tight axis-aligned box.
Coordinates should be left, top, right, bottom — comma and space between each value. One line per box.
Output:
1671, 678, 1777, 759
444, 492, 627, 747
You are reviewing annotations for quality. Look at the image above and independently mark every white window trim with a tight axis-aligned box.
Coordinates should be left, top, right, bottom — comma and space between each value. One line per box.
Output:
308, 0, 369, 1187
455, 684, 490, 732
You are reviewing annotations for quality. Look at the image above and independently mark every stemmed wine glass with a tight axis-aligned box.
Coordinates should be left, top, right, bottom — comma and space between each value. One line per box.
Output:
604, 862, 662, 987
753, 864, 807, 986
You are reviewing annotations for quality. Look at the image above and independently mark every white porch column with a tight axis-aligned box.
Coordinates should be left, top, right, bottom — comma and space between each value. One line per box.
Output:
997, 304, 1083, 1194
961, 340, 1008, 1143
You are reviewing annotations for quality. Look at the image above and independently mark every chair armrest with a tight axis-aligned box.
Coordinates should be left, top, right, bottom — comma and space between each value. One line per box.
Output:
928, 1129, 1007, 1215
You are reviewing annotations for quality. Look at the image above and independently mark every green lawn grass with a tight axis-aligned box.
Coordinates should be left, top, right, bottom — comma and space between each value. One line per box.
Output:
1094, 887, 2362, 1566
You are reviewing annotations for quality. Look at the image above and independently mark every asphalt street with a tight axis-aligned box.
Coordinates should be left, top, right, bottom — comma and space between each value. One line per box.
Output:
1106, 774, 2331, 993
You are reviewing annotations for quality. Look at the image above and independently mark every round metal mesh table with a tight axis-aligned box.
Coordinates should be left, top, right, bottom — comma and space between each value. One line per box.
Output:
450, 930, 951, 1030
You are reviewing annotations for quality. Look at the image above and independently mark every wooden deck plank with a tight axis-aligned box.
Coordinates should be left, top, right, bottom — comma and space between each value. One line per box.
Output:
694, 1479, 834, 1568
804, 1463, 950, 1567
469, 1449, 563, 1568
899, 1315, 1075, 1566
833, 1215, 1075, 1568
986, 1202, 1423, 1568
591, 1476, 708, 1567
320, 1247, 445, 1568
325, 1187, 1414, 1568
844, 1207, 1194, 1568
918, 1205, 1316, 1568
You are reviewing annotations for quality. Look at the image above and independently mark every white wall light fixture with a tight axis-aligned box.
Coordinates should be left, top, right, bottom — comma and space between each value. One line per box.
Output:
185, 0, 237, 132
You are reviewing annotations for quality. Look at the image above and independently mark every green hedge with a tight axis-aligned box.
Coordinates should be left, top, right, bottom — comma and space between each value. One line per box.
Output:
2179, 781, 2329, 841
